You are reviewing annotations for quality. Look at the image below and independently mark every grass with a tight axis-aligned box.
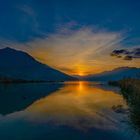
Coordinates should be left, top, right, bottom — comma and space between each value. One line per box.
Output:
109, 78, 140, 133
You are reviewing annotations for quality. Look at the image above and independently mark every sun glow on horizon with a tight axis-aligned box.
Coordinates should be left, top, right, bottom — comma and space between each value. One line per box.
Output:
78, 71, 84, 76
24, 26, 140, 76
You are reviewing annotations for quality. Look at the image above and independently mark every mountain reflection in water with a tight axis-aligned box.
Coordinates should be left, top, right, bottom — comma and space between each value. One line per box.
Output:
0, 82, 139, 140
25, 82, 127, 130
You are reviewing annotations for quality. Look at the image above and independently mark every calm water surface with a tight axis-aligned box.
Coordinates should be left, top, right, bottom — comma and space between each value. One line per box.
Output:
0, 82, 139, 140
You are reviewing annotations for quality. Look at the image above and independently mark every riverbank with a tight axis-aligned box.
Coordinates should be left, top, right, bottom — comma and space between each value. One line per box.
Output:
109, 78, 140, 133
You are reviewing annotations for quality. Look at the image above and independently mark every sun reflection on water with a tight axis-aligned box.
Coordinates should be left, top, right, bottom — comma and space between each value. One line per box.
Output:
22, 82, 127, 131
78, 81, 84, 91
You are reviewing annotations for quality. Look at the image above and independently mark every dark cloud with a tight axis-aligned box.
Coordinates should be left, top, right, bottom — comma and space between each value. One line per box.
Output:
124, 55, 133, 60
111, 48, 140, 60
111, 49, 129, 56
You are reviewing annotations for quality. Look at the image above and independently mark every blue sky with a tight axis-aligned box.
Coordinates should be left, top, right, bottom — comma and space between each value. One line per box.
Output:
0, 0, 140, 45
0, 0, 140, 75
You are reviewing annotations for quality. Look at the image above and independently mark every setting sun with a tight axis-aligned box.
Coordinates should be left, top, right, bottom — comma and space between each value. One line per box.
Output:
78, 72, 84, 76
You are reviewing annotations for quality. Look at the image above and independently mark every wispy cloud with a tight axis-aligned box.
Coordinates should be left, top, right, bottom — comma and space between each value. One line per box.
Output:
19, 5, 35, 17
1, 24, 139, 75
25, 26, 124, 74
17, 4, 46, 37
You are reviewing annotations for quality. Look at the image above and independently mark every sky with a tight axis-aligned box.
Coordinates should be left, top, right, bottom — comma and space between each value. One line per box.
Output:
0, 0, 140, 75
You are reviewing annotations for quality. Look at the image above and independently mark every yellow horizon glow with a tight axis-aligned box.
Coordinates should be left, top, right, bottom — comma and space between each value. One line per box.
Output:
78, 72, 84, 76
24, 27, 140, 76
30, 55, 140, 76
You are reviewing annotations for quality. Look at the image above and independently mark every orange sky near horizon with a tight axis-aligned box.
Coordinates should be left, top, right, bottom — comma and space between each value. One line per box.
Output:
14, 27, 140, 76
30, 49, 140, 76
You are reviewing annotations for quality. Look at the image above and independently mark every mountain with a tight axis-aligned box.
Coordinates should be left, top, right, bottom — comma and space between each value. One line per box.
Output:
0, 47, 75, 81
83, 67, 140, 81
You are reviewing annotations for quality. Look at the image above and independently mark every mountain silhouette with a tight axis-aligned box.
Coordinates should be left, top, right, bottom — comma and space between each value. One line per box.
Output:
0, 47, 75, 81
84, 67, 140, 81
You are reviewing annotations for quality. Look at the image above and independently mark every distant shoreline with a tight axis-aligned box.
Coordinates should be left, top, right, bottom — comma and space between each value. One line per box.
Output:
0, 79, 66, 84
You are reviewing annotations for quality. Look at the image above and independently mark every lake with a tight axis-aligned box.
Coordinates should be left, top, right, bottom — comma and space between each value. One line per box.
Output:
0, 81, 139, 140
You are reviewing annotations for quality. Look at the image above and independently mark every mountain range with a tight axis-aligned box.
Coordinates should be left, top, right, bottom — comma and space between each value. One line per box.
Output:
0, 47, 75, 81
81, 67, 140, 81
0, 47, 140, 82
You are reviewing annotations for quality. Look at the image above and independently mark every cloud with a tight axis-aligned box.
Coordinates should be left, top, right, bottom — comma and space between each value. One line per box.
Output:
19, 5, 35, 17
2, 24, 138, 75
17, 4, 46, 37
23, 26, 124, 74
111, 47, 140, 60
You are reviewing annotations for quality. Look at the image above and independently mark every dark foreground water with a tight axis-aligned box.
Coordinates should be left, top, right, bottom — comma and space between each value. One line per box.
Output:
0, 82, 139, 140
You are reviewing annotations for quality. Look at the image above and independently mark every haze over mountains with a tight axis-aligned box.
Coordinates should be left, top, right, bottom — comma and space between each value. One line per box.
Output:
82, 67, 140, 81
0, 47, 75, 81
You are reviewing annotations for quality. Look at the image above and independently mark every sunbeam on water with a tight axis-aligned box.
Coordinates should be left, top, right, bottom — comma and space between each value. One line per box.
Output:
0, 82, 139, 140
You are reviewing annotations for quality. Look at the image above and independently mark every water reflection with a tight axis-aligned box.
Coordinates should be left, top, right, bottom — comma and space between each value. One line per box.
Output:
0, 82, 138, 140
0, 83, 62, 115
23, 82, 128, 131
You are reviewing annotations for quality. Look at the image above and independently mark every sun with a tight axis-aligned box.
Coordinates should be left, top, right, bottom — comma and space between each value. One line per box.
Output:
78, 72, 84, 76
